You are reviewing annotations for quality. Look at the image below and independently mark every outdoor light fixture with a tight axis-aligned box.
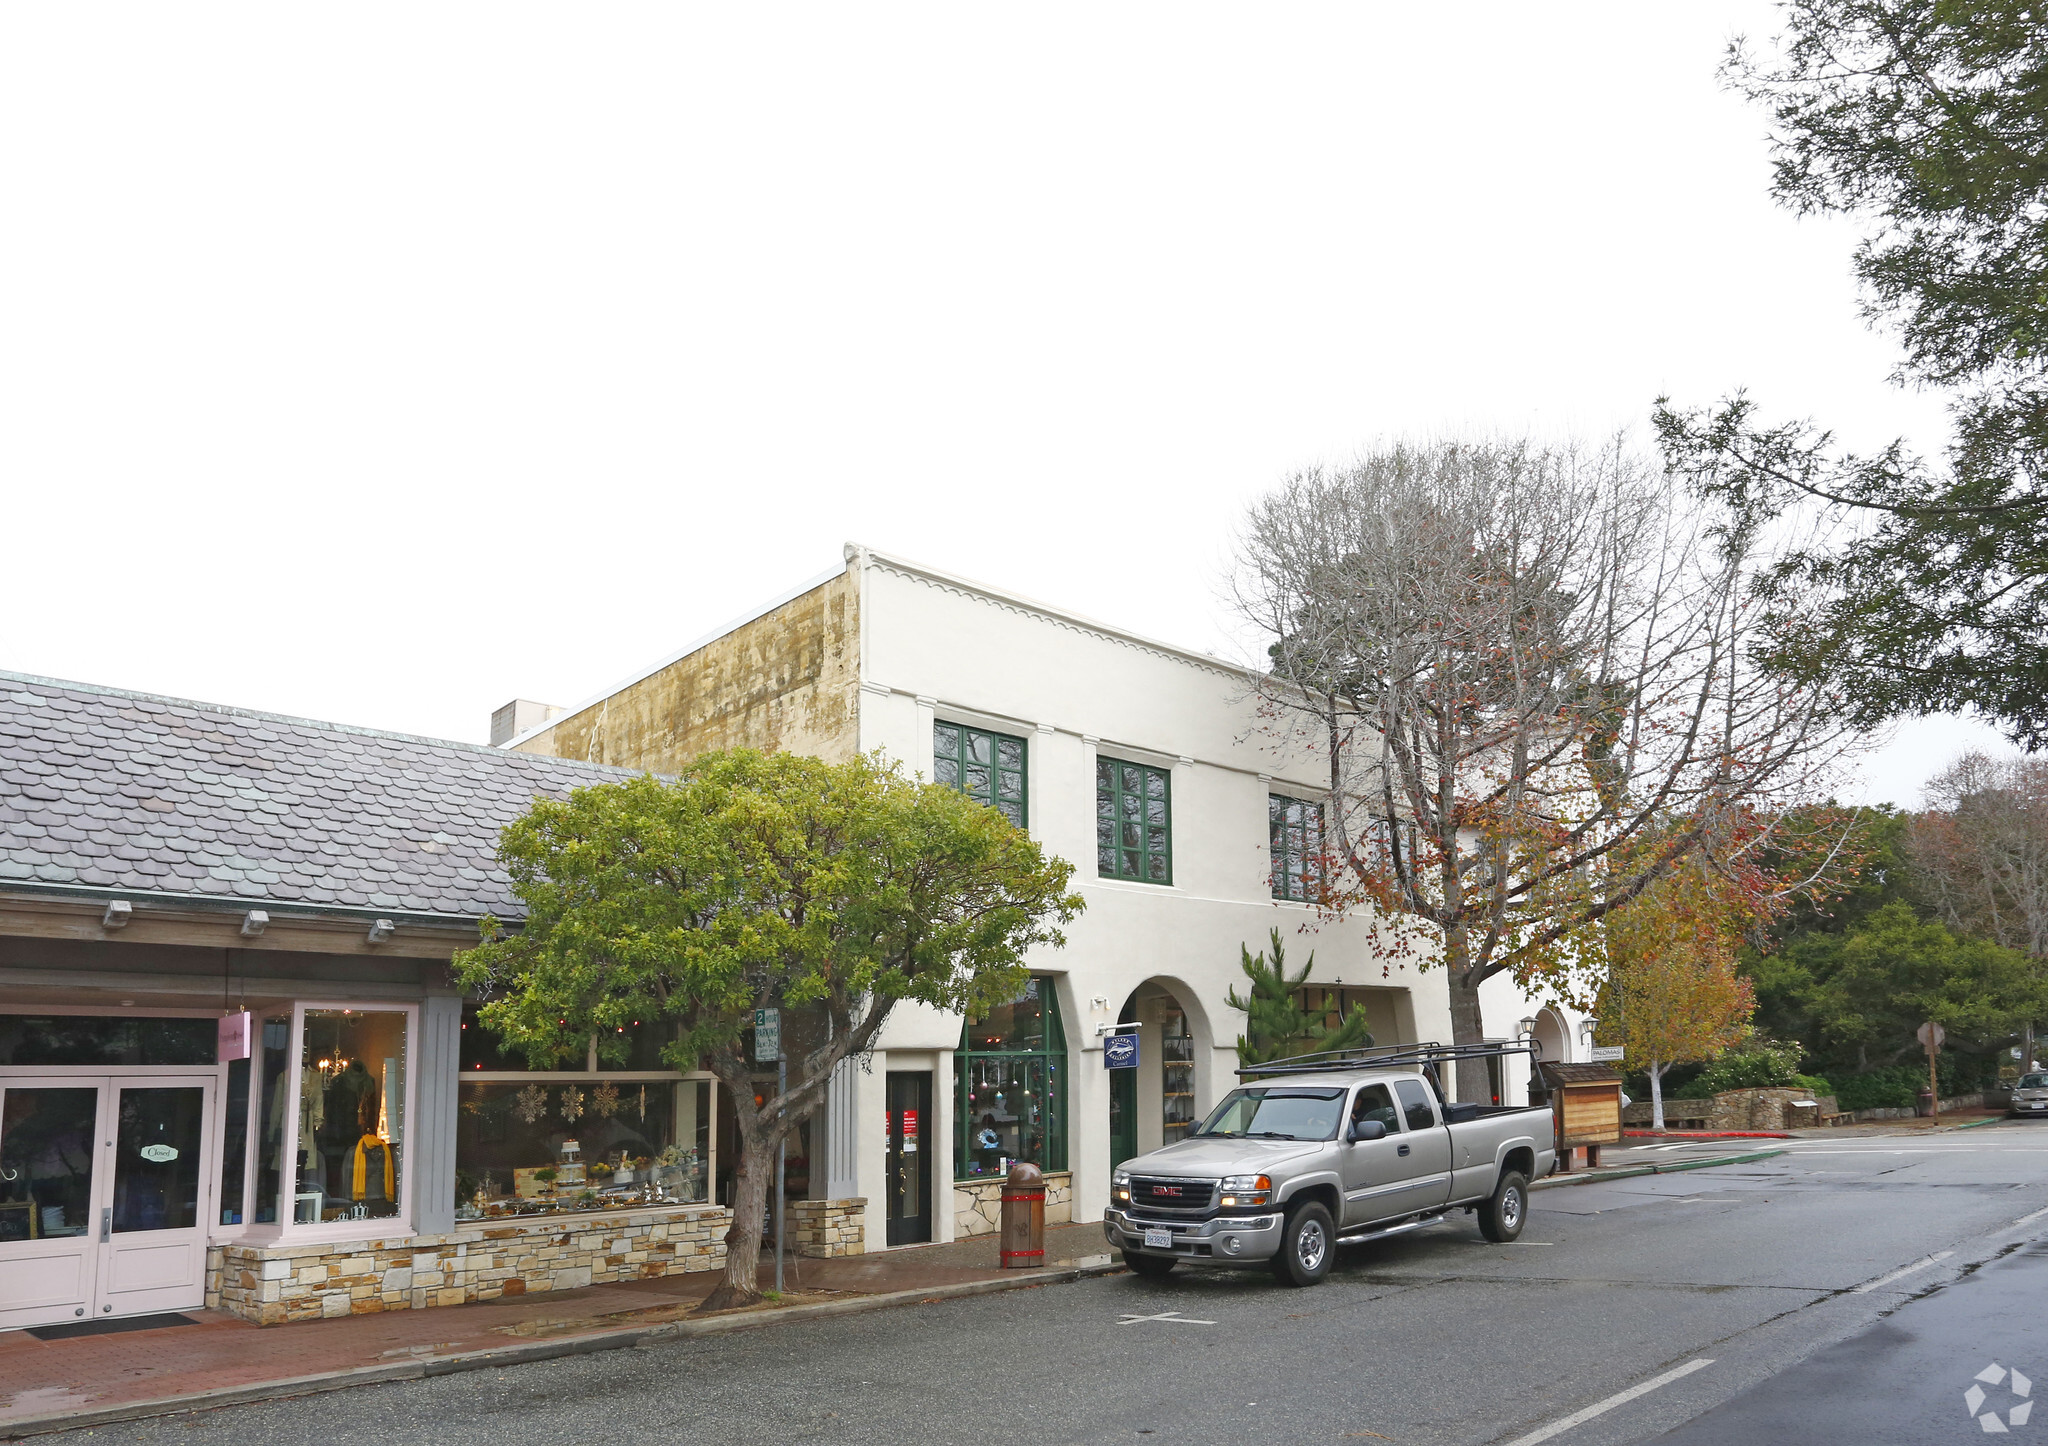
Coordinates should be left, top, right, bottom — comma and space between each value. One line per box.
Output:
365, 918, 396, 944
102, 900, 132, 929
1517, 1016, 1537, 1038
1578, 1017, 1597, 1044
240, 910, 269, 938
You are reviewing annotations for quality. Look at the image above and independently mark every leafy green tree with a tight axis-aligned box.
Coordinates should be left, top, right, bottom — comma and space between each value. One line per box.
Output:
1657, 2, 2048, 746
1225, 928, 1372, 1067
455, 750, 1082, 1312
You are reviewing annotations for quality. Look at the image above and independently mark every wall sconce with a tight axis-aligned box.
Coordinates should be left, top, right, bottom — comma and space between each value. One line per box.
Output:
365, 919, 396, 945
1516, 1016, 1537, 1039
1578, 1017, 1597, 1044
102, 900, 132, 929
241, 910, 269, 938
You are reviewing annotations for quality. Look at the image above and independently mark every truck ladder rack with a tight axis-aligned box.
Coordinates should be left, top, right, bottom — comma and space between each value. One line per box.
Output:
1237, 1038, 1544, 1080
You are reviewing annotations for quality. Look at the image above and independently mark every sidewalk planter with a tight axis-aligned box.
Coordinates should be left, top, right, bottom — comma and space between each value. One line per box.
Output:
954, 1171, 1071, 1237
207, 1203, 733, 1324
788, 1198, 867, 1257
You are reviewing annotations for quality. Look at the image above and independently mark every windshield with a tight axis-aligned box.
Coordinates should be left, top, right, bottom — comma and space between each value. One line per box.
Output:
1193, 1088, 1345, 1141
2021, 1073, 2048, 1090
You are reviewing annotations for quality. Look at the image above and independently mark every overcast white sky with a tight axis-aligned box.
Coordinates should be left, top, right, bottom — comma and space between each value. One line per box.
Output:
0, 4, 2016, 806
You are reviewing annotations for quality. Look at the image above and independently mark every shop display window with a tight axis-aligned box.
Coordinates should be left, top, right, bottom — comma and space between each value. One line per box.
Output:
955, 976, 1067, 1179
0, 1015, 216, 1067
454, 1005, 714, 1220
288, 1009, 409, 1225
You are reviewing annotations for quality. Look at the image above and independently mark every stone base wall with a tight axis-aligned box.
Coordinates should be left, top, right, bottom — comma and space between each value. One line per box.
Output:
1708, 1088, 1833, 1131
952, 1172, 1073, 1238
788, 1198, 866, 1257
208, 1203, 732, 1325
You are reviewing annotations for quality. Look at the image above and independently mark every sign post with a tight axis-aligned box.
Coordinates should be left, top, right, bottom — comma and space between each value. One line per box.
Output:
1917, 1020, 1946, 1120
756, 1009, 784, 1294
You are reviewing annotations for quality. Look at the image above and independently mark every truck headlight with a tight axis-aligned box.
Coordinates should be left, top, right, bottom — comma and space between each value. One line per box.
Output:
1219, 1174, 1272, 1207
1113, 1170, 1131, 1204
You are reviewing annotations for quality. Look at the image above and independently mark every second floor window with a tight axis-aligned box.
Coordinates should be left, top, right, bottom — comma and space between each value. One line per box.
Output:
934, 721, 1026, 829
1269, 794, 1323, 901
1098, 758, 1171, 883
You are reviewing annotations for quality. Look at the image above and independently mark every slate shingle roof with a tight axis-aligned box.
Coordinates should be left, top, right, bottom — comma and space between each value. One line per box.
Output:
0, 671, 636, 921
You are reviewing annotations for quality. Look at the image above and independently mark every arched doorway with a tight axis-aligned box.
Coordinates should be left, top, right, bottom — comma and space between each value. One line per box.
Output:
1108, 979, 1213, 1172
1532, 1007, 1571, 1067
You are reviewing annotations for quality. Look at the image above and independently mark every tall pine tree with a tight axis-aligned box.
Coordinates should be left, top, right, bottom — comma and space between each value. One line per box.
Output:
1226, 928, 1373, 1067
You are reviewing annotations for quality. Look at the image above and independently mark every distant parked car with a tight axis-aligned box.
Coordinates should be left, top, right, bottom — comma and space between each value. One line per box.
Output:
2009, 1072, 2048, 1118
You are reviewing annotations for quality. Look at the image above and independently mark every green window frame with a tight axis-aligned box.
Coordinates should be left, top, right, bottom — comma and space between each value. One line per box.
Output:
933, 720, 1027, 830
955, 976, 1068, 1180
1269, 794, 1323, 901
1096, 757, 1172, 884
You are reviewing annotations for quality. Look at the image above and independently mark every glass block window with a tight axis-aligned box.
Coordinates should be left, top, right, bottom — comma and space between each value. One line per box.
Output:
933, 721, 1027, 829
1269, 795, 1324, 901
1096, 758, 1172, 883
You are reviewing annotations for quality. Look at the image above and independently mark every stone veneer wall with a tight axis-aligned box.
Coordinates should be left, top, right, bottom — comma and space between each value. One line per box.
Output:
208, 1203, 732, 1325
952, 1172, 1073, 1238
787, 1198, 866, 1257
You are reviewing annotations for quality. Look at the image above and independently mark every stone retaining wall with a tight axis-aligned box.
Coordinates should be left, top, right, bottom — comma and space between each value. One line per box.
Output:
953, 1172, 1073, 1238
787, 1198, 866, 1257
207, 1203, 732, 1325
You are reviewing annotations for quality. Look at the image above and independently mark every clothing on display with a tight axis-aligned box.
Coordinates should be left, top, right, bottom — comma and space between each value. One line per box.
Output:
347, 1133, 394, 1202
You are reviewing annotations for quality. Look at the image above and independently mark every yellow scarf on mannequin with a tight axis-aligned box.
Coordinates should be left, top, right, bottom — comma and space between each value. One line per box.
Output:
350, 1134, 394, 1201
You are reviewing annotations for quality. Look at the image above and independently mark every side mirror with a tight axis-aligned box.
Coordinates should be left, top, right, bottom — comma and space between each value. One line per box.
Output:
1348, 1119, 1387, 1142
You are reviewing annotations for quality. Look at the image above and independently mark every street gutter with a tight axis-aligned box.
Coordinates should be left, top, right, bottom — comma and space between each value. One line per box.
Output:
1533, 1148, 1787, 1189
0, 1260, 1126, 1441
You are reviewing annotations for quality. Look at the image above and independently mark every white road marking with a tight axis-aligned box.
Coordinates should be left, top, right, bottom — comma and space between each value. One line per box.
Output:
1502, 1358, 1715, 1446
1852, 1250, 1955, 1294
2013, 1205, 2048, 1228
1117, 1310, 1216, 1326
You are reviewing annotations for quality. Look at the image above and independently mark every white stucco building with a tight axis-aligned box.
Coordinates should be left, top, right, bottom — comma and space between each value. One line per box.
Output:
505, 544, 1455, 1249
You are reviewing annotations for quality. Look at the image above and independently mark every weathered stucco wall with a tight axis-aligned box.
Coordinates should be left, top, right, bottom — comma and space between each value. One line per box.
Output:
515, 568, 861, 769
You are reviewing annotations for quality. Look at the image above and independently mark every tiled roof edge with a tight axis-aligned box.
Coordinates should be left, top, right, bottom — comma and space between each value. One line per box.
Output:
0, 878, 508, 930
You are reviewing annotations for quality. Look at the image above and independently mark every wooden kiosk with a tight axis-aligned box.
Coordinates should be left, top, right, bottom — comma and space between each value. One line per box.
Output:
1536, 1061, 1624, 1170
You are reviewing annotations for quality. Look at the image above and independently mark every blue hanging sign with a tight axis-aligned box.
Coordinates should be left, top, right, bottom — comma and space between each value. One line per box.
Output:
1104, 1033, 1139, 1070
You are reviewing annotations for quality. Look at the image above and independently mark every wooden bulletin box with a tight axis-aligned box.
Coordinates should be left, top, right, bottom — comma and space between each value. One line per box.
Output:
1538, 1062, 1624, 1152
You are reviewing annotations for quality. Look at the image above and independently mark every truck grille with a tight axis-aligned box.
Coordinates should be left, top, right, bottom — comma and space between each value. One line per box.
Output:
1129, 1177, 1216, 1214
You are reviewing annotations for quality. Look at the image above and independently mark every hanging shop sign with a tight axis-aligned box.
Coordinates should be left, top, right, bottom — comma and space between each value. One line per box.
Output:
217, 1010, 252, 1062
1104, 1033, 1139, 1070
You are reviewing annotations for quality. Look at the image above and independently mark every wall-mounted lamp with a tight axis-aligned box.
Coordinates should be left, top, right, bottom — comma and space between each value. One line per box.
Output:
1578, 1016, 1597, 1044
102, 900, 132, 929
365, 919, 396, 945
241, 910, 269, 938
1516, 1016, 1538, 1039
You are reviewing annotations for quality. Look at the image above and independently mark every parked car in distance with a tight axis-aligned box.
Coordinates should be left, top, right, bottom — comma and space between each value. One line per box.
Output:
2009, 1071, 2048, 1117
1104, 1043, 1556, 1287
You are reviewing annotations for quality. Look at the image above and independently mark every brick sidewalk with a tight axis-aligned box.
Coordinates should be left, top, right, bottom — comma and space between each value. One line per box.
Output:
0, 1222, 1117, 1435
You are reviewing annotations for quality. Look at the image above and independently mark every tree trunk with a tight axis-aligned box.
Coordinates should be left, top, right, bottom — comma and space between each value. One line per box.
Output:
1443, 925, 1490, 1104
699, 1127, 776, 1312
1649, 1061, 1665, 1132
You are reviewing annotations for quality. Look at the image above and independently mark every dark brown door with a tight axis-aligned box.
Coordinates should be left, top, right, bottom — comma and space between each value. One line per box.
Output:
884, 1072, 931, 1247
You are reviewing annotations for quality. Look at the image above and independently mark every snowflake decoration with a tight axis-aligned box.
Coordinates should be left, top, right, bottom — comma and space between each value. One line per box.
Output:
514, 1085, 547, 1125
638, 1086, 647, 1121
591, 1082, 621, 1119
560, 1085, 584, 1123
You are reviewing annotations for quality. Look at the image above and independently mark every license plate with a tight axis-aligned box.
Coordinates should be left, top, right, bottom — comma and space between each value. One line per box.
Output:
2031, 1103, 2045, 1110
1144, 1228, 1172, 1248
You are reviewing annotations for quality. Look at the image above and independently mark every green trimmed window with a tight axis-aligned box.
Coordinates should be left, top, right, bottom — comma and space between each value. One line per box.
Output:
956, 977, 1067, 1180
1096, 758, 1171, 883
933, 721, 1027, 829
1269, 794, 1324, 901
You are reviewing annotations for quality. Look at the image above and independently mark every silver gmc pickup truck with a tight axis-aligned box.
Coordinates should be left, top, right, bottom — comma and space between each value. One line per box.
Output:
1103, 1045, 1555, 1287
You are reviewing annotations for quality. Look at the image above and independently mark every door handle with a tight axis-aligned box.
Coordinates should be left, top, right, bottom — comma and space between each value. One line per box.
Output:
100, 1207, 111, 1243
1398, 1144, 1411, 1157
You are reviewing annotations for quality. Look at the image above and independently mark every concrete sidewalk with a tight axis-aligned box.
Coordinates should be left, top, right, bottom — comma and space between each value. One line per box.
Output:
0, 1223, 1120, 1439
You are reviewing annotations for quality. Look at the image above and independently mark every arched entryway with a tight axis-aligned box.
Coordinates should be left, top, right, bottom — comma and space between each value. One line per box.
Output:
1531, 1007, 1571, 1067
1107, 979, 1214, 1172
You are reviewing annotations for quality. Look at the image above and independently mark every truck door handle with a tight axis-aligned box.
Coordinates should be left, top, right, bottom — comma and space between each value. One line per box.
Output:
1398, 1145, 1411, 1157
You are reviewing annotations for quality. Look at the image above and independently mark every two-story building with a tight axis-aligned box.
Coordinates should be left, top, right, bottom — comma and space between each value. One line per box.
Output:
501, 544, 1457, 1249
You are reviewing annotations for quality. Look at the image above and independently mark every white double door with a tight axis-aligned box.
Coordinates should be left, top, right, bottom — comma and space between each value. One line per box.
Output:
0, 1073, 217, 1331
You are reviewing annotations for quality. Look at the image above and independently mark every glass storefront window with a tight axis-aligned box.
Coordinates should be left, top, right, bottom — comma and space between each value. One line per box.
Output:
293, 1008, 409, 1225
217, 1056, 250, 1226
253, 1013, 290, 1225
455, 1079, 709, 1219
955, 976, 1067, 1180
0, 1087, 97, 1242
0, 1015, 215, 1067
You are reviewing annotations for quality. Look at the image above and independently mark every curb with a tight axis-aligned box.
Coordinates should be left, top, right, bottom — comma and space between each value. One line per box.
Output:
0, 1260, 1126, 1441
1532, 1148, 1787, 1190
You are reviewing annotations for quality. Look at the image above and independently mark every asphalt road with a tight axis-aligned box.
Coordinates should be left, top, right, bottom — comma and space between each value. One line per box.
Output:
42, 1122, 2048, 1446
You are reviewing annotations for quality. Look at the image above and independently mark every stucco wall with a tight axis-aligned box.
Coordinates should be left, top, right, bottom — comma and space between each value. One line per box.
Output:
514, 568, 861, 770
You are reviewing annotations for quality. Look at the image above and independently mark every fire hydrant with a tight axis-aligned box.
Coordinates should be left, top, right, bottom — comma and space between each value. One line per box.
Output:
1000, 1161, 1044, 1268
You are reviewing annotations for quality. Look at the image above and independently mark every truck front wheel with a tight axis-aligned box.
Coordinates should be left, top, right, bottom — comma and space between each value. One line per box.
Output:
1270, 1201, 1335, 1287
1478, 1171, 1528, 1243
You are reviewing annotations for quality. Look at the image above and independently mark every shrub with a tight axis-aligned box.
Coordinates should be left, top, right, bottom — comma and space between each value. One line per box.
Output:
1670, 1037, 1805, 1098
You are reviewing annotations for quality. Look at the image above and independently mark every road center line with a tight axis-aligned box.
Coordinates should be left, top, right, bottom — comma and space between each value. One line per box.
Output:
1852, 1250, 1955, 1294
1502, 1358, 1715, 1446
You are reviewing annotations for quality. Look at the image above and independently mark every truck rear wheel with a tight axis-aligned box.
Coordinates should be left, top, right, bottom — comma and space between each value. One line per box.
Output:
1123, 1250, 1176, 1279
1270, 1201, 1335, 1287
1478, 1171, 1528, 1243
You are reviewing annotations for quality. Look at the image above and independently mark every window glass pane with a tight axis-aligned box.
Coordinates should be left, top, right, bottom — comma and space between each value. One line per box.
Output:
966, 979, 1048, 1051
0, 1015, 215, 1067
967, 734, 992, 765
1351, 1085, 1400, 1130
218, 1056, 250, 1225
1394, 1078, 1436, 1132
997, 738, 1023, 769
954, 975, 1067, 1179
456, 1079, 698, 1218
597, 1017, 676, 1071
934, 723, 959, 758
296, 1009, 408, 1224
112, 1086, 204, 1233
934, 722, 1026, 826
0, 1086, 98, 1241
254, 1014, 290, 1223
1099, 761, 1170, 883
